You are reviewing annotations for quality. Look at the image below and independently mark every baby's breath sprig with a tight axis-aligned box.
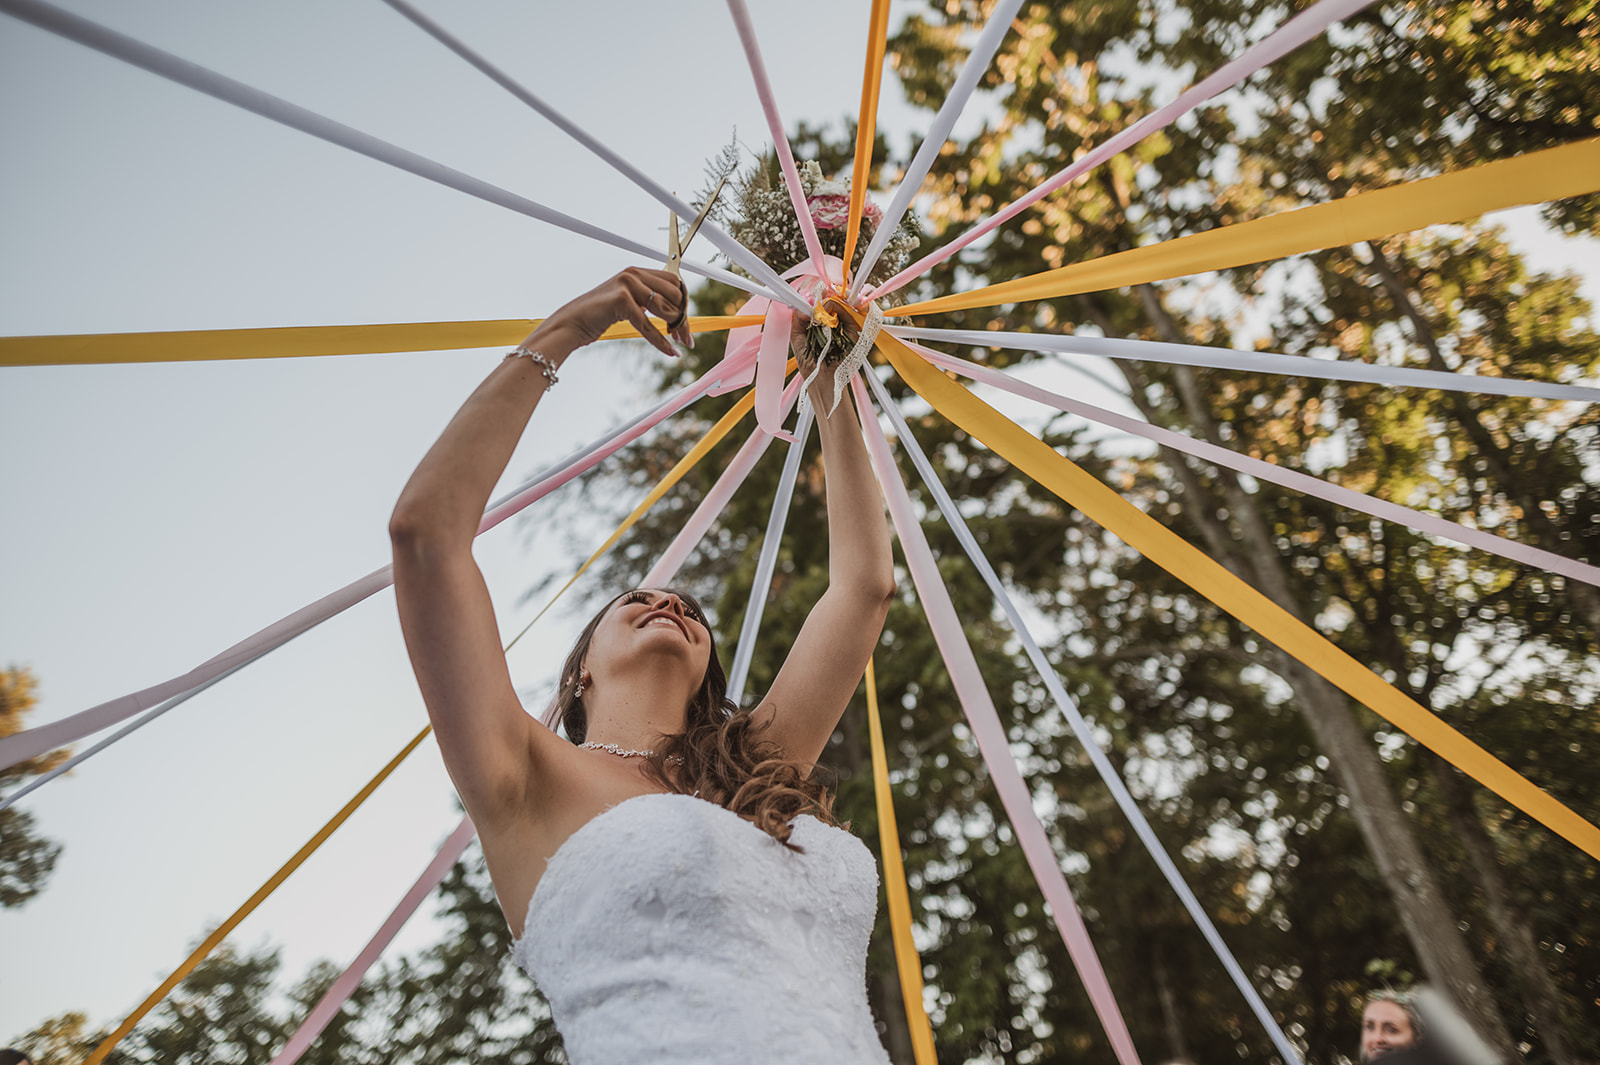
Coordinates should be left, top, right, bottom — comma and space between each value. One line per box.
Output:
710, 149, 923, 367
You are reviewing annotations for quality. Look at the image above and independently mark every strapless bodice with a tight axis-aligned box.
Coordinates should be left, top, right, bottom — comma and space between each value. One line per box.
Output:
511, 793, 891, 1065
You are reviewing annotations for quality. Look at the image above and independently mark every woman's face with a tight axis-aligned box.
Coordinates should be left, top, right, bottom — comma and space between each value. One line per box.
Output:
583, 589, 713, 697
1360, 1001, 1416, 1062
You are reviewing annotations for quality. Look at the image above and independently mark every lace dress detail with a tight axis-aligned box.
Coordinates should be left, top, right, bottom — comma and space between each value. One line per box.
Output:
511, 793, 892, 1065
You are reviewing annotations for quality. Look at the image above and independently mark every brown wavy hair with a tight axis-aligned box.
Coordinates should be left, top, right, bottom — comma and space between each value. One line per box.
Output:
551, 588, 837, 848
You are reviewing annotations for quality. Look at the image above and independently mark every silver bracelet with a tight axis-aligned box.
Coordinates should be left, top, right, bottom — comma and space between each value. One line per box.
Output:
507, 346, 559, 387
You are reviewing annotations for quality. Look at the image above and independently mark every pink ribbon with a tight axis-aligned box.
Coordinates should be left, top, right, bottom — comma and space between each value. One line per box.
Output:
867, 0, 1379, 300
645, 377, 803, 587
755, 303, 797, 441
0, 349, 756, 773
724, 0, 830, 281
725, 257, 847, 441
911, 342, 1600, 590
853, 376, 1143, 1065
269, 816, 477, 1065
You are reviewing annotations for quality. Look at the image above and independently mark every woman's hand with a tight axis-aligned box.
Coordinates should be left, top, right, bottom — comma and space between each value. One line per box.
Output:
528, 266, 693, 362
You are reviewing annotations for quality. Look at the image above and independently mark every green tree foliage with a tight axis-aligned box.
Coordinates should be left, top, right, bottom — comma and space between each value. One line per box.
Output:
20, 945, 286, 1065
572, 1, 1599, 1060
0, 665, 68, 907
864, 0, 1597, 1061
18, 851, 564, 1065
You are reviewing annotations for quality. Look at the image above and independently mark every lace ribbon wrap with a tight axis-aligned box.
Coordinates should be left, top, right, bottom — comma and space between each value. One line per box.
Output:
799, 298, 884, 418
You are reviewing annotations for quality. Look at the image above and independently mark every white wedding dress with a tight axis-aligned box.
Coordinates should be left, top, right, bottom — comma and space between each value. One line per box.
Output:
512, 792, 894, 1065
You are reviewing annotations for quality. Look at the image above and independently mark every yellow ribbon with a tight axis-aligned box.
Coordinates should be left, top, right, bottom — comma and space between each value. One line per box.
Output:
866, 658, 939, 1065
0, 315, 763, 367
503, 387, 759, 653
879, 331, 1600, 860
842, 0, 893, 288
891, 138, 1600, 317
83, 727, 433, 1065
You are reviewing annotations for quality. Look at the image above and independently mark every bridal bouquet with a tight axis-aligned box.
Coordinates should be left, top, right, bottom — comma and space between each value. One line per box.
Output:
701, 145, 922, 369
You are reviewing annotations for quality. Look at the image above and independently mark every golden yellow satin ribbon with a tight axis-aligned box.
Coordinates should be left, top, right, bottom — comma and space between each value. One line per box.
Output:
0, 315, 763, 367
891, 138, 1600, 317
842, 0, 893, 288
866, 658, 939, 1065
880, 331, 1600, 860
503, 386, 760, 653
84, 726, 433, 1065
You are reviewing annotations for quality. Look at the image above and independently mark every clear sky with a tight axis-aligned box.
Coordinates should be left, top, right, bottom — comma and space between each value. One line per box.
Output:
1, 0, 1596, 1050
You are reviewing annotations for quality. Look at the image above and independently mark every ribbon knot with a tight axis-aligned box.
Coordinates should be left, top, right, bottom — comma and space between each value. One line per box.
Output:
724, 254, 882, 436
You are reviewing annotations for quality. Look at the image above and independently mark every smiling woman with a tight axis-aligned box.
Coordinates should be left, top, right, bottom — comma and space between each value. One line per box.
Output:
550, 585, 838, 849
387, 268, 896, 1064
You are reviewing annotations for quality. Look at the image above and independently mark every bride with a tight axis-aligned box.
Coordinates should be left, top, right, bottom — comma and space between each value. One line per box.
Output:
389, 267, 896, 1063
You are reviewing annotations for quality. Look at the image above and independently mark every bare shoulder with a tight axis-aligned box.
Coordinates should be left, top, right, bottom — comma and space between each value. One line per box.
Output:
478, 745, 672, 938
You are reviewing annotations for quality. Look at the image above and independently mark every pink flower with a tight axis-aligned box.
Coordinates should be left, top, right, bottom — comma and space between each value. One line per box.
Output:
807, 192, 851, 230
863, 197, 883, 226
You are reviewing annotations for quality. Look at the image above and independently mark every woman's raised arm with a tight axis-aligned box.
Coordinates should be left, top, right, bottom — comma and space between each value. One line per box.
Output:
752, 368, 896, 766
389, 268, 689, 830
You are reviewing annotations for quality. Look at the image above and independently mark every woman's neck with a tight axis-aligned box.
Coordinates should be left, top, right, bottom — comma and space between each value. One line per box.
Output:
582, 678, 690, 749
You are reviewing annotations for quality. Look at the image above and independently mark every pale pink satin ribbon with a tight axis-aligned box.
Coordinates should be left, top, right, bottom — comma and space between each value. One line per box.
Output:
0, 349, 756, 773
645, 375, 804, 587
269, 816, 477, 1065
853, 376, 1144, 1065
725, 0, 830, 281
867, 0, 1380, 300
909, 341, 1600, 589
863, 367, 1303, 1063
726, 257, 846, 440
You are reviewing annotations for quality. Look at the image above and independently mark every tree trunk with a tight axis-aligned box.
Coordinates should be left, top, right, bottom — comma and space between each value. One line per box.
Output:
878, 968, 915, 1065
1364, 241, 1600, 636
1152, 940, 1192, 1063
1428, 752, 1577, 1065
1085, 285, 1519, 1059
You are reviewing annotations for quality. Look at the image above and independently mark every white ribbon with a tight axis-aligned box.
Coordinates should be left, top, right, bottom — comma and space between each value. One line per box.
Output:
0, 0, 779, 304
377, 0, 808, 316
863, 368, 1305, 1065
728, 406, 814, 705
848, 0, 1029, 299
909, 342, 1600, 589
890, 325, 1600, 403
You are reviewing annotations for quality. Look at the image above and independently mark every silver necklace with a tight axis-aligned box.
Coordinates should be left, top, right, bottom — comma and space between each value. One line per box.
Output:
579, 741, 656, 759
